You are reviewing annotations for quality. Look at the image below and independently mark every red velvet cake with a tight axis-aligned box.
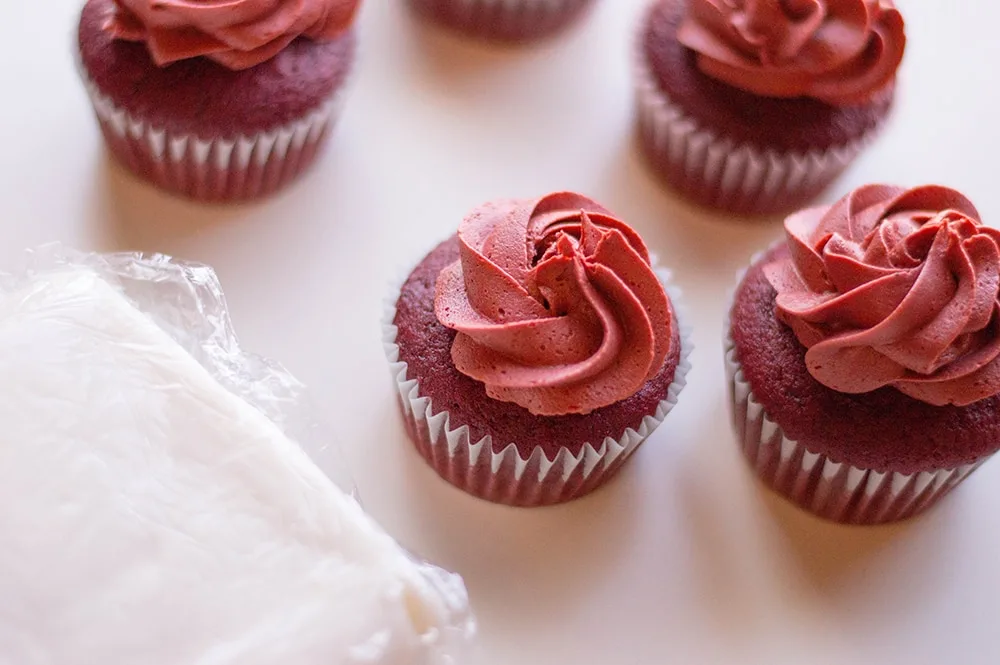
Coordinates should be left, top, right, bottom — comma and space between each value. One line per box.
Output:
77, 0, 359, 202
405, 0, 595, 43
384, 193, 691, 506
727, 184, 1000, 524
635, 0, 905, 216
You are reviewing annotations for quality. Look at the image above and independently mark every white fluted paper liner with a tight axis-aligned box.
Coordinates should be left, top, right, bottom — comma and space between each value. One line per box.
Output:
78, 59, 348, 202
382, 262, 693, 507
633, 36, 879, 216
407, 0, 594, 42
723, 257, 991, 524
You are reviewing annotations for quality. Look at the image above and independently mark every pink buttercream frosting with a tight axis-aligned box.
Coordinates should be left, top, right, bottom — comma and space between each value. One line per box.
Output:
434, 193, 674, 416
104, 0, 359, 70
764, 184, 1000, 406
676, 0, 906, 106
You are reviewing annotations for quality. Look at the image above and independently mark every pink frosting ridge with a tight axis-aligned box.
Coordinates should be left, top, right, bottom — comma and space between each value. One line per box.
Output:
764, 184, 1000, 406
677, 0, 905, 106
104, 0, 359, 70
434, 193, 674, 417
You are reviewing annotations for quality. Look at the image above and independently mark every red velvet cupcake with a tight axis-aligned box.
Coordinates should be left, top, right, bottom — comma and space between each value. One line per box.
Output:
77, 0, 359, 202
635, 0, 905, 216
727, 184, 1000, 524
405, 0, 595, 43
383, 193, 692, 506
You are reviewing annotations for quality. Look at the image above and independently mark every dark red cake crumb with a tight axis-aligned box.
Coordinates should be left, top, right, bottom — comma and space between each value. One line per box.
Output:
730, 245, 1000, 475
643, 0, 892, 154
78, 0, 355, 138
393, 236, 682, 459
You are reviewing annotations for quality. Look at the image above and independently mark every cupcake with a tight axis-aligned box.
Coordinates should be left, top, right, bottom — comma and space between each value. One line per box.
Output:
405, 0, 595, 43
635, 0, 906, 216
77, 0, 359, 202
384, 192, 691, 506
727, 184, 1000, 524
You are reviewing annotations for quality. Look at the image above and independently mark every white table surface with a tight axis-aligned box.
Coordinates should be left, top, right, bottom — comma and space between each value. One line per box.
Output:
3, 1, 1000, 663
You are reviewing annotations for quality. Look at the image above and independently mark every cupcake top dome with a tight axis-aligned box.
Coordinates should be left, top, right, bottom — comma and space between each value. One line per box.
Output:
435, 193, 674, 416
104, 0, 360, 69
677, 0, 906, 105
765, 184, 1000, 406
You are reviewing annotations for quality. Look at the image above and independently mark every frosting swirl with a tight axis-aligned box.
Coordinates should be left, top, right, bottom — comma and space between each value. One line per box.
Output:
105, 0, 359, 70
434, 193, 673, 416
764, 184, 1000, 406
676, 0, 906, 106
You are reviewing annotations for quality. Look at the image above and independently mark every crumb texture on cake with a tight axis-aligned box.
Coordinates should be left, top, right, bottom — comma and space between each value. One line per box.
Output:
0, 269, 464, 664
730, 245, 1000, 474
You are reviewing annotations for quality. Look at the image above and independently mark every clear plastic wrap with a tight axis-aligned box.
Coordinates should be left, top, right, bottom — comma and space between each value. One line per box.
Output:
0, 246, 474, 664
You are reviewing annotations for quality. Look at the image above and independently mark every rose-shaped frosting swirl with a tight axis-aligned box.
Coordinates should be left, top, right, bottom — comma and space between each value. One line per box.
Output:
764, 184, 1000, 406
105, 0, 359, 70
677, 0, 905, 105
434, 193, 673, 416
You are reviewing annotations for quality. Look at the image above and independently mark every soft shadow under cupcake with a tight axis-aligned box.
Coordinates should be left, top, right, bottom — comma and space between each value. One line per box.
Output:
668, 391, 776, 640
602, 134, 785, 274
754, 465, 974, 600
680, 397, 959, 615
758, 483, 906, 585
92, 151, 248, 252
402, 12, 534, 65
391, 410, 644, 619
389, 0, 583, 86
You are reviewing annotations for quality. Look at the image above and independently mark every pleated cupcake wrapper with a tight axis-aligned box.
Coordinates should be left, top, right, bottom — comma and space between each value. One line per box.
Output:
407, 0, 593, 41
382, 265, 693, 507
723, 254, 990, 523
633, 39, 877, 215
78, 63, 347, 202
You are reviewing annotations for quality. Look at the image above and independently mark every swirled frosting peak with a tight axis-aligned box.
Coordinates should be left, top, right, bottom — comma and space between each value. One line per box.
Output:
677, 0, 906, 106
764, 184, 1000, 406
434, 193, 673, 416
105, 0, 359, 70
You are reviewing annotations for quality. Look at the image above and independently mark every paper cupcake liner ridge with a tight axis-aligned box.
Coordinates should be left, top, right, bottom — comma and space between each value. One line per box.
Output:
406, 0, 594, 42
383, 265, 693, 507
723, 329, 988, 524
79, 67, 347, 202
633, 37, 878, 215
